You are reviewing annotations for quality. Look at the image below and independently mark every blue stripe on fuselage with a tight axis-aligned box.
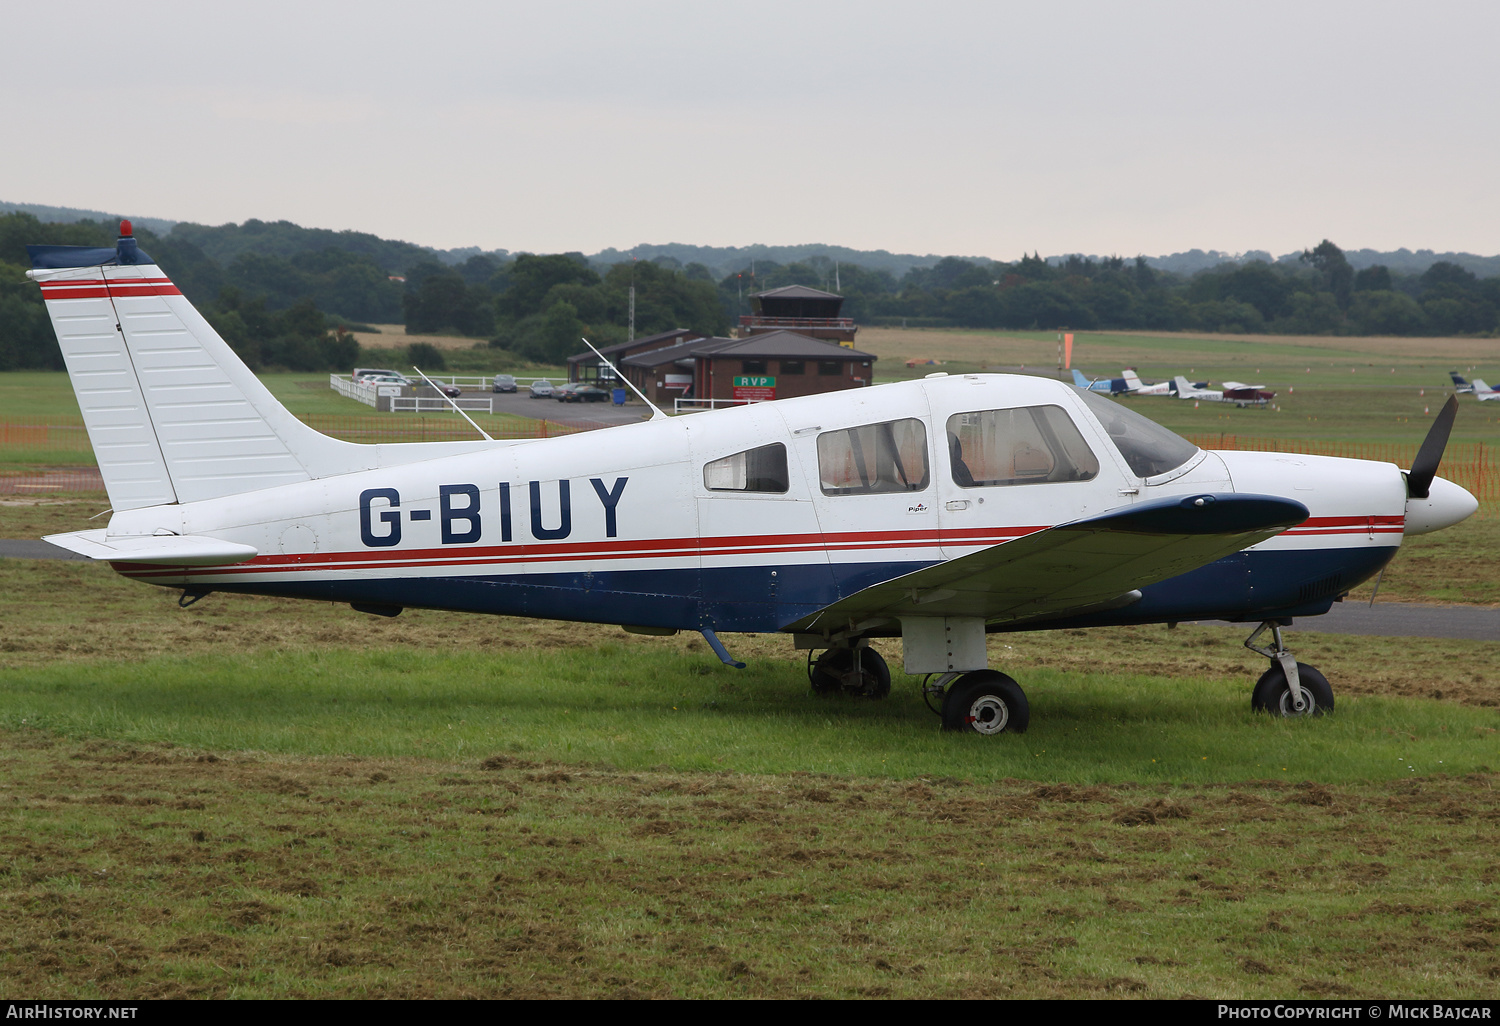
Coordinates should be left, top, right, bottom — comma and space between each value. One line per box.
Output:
149, 544, 1398, 634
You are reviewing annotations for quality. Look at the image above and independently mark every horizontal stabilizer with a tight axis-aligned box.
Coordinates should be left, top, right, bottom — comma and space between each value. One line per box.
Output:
786, 492, 1308, 632
43, 529, 257, 566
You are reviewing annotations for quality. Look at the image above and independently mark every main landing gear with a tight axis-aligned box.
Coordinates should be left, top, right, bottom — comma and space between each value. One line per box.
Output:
925, 670, 1030, 735
807, 642, 1031, 734
1244, 620, 1334, 716
808, 644, 892, 698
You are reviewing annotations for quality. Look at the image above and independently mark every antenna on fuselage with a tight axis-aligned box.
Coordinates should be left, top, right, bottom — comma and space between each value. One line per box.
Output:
410, 366, 495, 441
580, 336, 667, 421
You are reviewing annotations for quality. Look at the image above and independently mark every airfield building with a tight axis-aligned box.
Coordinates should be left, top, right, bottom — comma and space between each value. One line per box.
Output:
741, 284, 858, 347
616, 329, 875, 405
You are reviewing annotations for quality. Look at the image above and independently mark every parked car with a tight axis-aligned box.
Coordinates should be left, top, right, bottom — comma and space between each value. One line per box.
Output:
429, 383, 462, 398
353, 367, 409, 385
492, 374, 517, 393
559, 383, 609, 403
529, 379, 554, 398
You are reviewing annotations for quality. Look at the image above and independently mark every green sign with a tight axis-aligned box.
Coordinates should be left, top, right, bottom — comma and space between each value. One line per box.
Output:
733, 376, 776, 387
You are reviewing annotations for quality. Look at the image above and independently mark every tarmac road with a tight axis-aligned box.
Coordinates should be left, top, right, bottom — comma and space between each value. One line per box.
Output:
1, 533, 1494, 641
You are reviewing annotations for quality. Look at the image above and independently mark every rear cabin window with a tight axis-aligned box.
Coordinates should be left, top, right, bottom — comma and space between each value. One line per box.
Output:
946, 406, 1099, 487
704, 443, 789, 493
817, 419, 930, 495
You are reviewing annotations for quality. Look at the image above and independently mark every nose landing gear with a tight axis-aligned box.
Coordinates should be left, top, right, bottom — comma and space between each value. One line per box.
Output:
1244, 620, 1333, 716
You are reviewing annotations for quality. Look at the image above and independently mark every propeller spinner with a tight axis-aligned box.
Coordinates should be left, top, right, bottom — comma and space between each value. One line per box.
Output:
1403, 395, 1478, 535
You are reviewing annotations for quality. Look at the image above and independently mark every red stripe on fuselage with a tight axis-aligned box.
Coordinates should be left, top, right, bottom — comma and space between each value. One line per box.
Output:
109, 514, 1395, 581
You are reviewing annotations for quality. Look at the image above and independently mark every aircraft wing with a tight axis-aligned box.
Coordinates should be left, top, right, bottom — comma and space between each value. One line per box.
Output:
785, 492, 1307, 633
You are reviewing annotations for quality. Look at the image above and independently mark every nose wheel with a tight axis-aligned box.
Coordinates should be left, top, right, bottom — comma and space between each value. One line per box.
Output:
1244, 621, 1333, 716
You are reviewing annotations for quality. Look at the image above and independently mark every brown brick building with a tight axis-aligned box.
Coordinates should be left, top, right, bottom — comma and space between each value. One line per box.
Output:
618, 329, 876, 405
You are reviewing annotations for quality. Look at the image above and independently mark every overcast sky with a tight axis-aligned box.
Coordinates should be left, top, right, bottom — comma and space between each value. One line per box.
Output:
4, 1, 1496, 259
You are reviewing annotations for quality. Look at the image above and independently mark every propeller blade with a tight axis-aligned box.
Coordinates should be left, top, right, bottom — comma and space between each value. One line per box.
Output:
1406, 394, 1459, 499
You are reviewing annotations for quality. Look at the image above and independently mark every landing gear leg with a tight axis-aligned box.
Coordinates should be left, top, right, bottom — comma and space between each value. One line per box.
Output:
1244, 620, 1333, 716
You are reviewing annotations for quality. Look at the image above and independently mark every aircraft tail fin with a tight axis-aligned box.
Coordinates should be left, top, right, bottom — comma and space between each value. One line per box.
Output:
1070, 368, 1091, 388
1172, 375, 1195, 396
1471, 378, 1496, 399
1449, 371, 1470, 388
27, 223, 462, 510
1122, 369, 1144, 390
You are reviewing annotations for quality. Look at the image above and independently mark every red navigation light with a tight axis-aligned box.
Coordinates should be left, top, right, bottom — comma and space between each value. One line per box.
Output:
119, 219, 133, 237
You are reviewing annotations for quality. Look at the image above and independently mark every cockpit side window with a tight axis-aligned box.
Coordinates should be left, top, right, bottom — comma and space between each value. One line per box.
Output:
704, 443, 789, 493
817, 418, 930, 495
1076, 390, 1199, 479
946, 406, 1099, 487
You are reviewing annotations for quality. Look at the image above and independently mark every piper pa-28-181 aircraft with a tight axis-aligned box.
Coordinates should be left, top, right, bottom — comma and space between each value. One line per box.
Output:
26, 224, 1480, 735
1466, 378, 1500, 402
1172, 376, 1276, 408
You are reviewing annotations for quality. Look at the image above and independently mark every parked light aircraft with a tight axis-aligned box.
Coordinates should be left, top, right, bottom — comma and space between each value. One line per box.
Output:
26, 225, 1479, 735
1070, 369, 1131, 395
1121, 369, 1171, 396
1467, 378, 1500, 402
1172, 376, 1275, 408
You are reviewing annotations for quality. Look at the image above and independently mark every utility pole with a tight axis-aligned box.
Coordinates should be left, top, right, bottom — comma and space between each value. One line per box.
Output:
628, 284, 635, 343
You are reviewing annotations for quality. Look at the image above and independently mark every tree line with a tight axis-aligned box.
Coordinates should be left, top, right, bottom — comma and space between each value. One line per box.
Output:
4, 210, 1499, 375
712, 240, 1500, 337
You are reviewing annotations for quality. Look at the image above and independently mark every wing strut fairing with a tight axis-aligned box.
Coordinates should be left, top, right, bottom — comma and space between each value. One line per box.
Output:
788, 492, 1308, 635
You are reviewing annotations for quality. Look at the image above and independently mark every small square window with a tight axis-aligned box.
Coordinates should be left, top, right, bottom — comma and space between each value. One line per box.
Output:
741, 360, 767, 374
780, 360, 805, 375
817, 361, 843, 376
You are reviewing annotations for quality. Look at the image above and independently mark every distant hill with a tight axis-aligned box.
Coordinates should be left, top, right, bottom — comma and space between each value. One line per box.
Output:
0, 200, 178, 237
1060, 247, 1500, 278
585, 242, 982, 279
8, 199, 1499, 279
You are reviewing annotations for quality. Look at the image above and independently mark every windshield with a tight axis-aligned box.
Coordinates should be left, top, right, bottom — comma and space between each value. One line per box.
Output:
1077, 390, 1199, 479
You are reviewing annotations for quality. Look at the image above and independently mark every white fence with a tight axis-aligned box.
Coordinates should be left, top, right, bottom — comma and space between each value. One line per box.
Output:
330, 374, 495, 413
390, 396, 495, 414
673, 397, 760, 414
330, 374, 386, 408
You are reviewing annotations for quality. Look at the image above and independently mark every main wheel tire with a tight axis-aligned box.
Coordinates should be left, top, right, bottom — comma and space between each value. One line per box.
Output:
941, 670, 1029, 734
809, 647, 892, 699
1251, 662, 1333, 717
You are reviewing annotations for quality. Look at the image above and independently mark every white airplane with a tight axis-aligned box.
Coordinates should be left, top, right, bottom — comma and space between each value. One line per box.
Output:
1121, 369, 1174, 396
1173, 376, 1275, 408
1467, 378, 1500, 402
25, 225, 1479, 735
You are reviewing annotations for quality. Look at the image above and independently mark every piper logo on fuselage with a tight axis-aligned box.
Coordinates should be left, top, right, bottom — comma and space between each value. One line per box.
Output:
358, 478, 628, 547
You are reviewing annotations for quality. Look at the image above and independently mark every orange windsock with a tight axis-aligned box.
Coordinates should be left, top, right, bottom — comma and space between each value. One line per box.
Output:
1063, 333, 1073, 370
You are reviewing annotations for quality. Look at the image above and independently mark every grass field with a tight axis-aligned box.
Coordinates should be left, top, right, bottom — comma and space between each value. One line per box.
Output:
2, 326, 1499, 997
1, 498, 1498, 997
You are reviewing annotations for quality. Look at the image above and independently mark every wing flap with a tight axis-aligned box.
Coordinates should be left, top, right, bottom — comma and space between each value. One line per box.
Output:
787, 492, 1307, 632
